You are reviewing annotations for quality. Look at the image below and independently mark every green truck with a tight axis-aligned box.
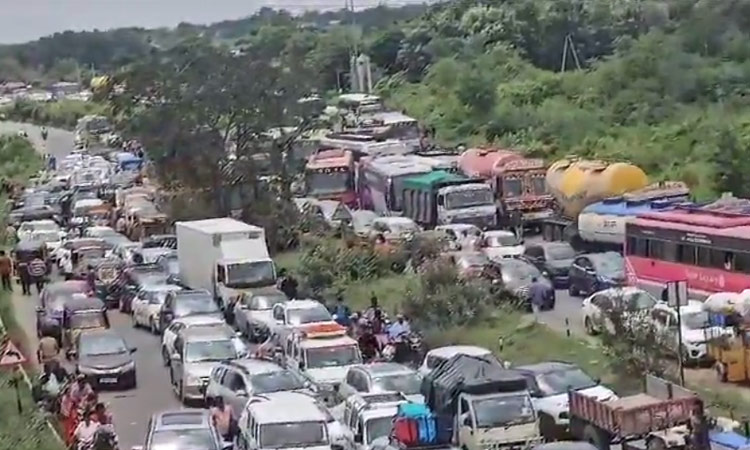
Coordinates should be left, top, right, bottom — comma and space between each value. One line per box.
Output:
401, 170, 497, 229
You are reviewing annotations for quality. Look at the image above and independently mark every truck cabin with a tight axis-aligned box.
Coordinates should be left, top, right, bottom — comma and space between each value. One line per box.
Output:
215, 258, 276, 290
305, 148, 355, 203
493, 158, 549, 200
115, 152, 143, 172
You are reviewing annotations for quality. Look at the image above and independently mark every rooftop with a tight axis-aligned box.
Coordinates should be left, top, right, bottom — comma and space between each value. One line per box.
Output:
426, 345, 491, 359
176, 218, 263, 235
247, 392, 327, 423
154, 410, 211, 431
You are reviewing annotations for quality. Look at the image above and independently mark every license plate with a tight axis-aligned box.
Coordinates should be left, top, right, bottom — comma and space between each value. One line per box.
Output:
100, 377, 118, 384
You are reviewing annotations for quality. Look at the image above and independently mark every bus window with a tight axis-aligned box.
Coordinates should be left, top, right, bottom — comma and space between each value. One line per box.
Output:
735, 253, 750, 273
697, 247, 713, 268
677, 244, 696, 265
724, 252, 735, 271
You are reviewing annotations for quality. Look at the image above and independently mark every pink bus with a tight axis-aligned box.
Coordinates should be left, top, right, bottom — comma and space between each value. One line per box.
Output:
625, 206, 750, 297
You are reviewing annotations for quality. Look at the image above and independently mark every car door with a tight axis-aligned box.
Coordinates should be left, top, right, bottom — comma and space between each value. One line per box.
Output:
576, 257, 596, 294
160, 293, 175, 332
341, 369, 359, 399
234, 295, 248, 332
224, 370, 250, 419
170, 336, 184, 386
206, 365, 227, 401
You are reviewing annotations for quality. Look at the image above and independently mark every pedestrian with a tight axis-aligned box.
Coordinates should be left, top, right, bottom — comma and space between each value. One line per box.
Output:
73, 408, 100, 450
528, 276, 547, 322
29, 254, 47, 294
210, 396, 234, 441
277, 268, 298, 300
86, 265, 97, 293
17, 259, 31, 295
5, 223, 16, 245
37, 333, 60, 365
69, 374, 95, 404
0, 250, 12, 291
333, 295, 351, 328
509, 209, 523, 240
387, 314, 411, 341
93, 405, 118, 450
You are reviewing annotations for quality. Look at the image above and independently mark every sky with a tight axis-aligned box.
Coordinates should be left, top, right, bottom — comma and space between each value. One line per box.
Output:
0, 0, 429, 44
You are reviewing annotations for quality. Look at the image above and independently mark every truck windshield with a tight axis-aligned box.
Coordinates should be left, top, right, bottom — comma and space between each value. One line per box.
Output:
226, 261, 275, 288
503, 178, 523, 197
305, 345, 362, 368
472, 393, 535, 428
366, 416, 396, 445
531, 176, 546, 195
445, 189, 493, 209
307, 171, 351, 196
260, 422, 326, 448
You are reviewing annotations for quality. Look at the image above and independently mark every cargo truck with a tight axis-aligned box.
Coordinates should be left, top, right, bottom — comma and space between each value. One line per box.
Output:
401, 170, 497, 230
175, 218, 276, 314
421, 354, 541, 450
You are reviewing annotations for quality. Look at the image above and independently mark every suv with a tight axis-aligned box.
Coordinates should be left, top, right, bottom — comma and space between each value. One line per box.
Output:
270, 299, 334, 342
232, 287, 288, 343
236, 392, 336, 450
516, 362, 616, 440
133, 410, 229, 450
159, 289, 221, 333
341, 392, 410, 450
339, 363, 423, 403
523, 242, 577, 288
169, 327, 240, 404
205, 359, 312, 419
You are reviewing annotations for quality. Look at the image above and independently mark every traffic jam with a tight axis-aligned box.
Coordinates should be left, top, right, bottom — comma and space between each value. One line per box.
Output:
8, 97, 750, 450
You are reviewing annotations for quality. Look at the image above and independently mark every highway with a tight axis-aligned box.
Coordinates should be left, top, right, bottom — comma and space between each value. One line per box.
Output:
0, 121, 597, 448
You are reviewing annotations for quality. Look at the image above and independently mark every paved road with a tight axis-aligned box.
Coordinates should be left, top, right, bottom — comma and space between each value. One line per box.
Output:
1, 122, 182, 450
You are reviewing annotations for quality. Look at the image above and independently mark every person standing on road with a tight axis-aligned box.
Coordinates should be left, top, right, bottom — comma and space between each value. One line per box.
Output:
529, 277, 547, 323
86, 265, 97, 293
277, 268, 298, 300
333, 295, 352, 328
17, 259, 31, 295
0, 250, 13, 291
210, 396, 234, 441
29, 255, 47, 294
37, 334, 60, 365
74, 408, 100, 450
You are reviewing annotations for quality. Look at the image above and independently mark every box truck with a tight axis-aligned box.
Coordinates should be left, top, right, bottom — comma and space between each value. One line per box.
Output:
176, 218, 276, 312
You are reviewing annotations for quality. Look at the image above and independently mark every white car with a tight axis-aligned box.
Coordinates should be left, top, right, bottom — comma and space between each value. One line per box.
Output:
131, 284, 183, 334
418, 345, 494, 376
650, 301, 733, 363
28, 229, 65, 254
582, 286, 660, 335
339, 363, 424, 403
481, 230, 525, 260
17, 219, 61, 242
370, 217, 420, 241
351, 210, 378, 237
435, 224, 482, 251
84, 226, 119, 239
269, 299, 335, 343
517, 362, 617, 440
161, 316, 247, 367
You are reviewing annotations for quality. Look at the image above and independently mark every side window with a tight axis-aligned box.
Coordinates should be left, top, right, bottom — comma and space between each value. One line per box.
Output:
285, 337, 294, 357
217, 265, 225, 283
352, 372, 367, 392
228, 372, 246, 392
174, 337, 183, 355
221, 368, 235, 387
273, 306, 284, 321
345, 370, 357, 386
459, 398, 472, 426
211, 366, 225, 382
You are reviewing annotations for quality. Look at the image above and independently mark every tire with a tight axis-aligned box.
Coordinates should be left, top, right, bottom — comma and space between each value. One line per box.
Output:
150, 319, 158, 335
584, 317, 597, 335
646, 437, 667, 450
582, 424, 610, 450
131, 313, 139, 328
568, 282, 579, 297
539, 414, 558, 442
715, 362, 728, 382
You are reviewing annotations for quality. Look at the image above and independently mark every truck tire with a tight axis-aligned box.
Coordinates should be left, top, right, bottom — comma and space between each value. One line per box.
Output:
539, 413, 558, 441
646, 437, 667, 450
582, 425, 610, 450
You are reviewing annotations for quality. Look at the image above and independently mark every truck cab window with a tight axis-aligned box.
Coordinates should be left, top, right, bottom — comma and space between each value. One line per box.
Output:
216, 265, 225, 283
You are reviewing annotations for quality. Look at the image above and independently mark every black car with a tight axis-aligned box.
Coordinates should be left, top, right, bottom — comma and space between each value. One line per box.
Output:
523, 242, 577, 288
117, 263, 169, 313
496, 258, 555, 310
568, 252, 625, 297
74, 329, 137, 389
159, 289, 221, 333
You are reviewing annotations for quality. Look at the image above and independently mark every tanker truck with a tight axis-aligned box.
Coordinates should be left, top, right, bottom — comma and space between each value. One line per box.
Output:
542, 158, 649, 250
458, 147, 555, 229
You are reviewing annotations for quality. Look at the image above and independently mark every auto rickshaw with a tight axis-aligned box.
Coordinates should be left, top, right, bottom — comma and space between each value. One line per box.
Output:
12, 239, 48, 280
705, 292, 748, 383
71, 246, 107, 279
90, 257, 125, 308
62, 296, 109, 357
82, 203, 113, 227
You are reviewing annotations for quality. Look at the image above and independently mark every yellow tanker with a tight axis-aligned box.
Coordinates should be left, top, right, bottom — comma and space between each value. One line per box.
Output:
546, 158, 649, 219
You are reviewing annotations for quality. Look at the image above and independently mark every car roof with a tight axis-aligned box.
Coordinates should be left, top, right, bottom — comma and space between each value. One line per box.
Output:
484, 230, 515, 237
228, 358, 285, 375
516, 361, 579, 374
355, 362, 414, 376
248, 393, 327, 423
140, 284, 182, 293
426, 345, 491, 359
284, 299, 324, 310
153, 410, 211, 431
181, 326, 235, 342
375, 217, 415, 225
176, 316, 226, 327
300, 335, 357, 349
173, 289, 212, 298
594, 286, 649, 298
245, 286, 285, 297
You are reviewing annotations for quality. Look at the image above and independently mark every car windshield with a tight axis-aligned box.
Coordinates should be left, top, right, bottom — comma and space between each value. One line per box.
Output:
485, 233, 520, 248
444, 188, 493, 209
307, 171, 351, 195
69, 312, 106, 330
31, 231, 61, 242
305, 345, 362, 368
372, 373, 422, 395
547, 245, 576, 260
591, 254, 624, 277
260, 422, 327, 448
175, 297, 219, 317
288, 306, 332, 325
80, 334, 127, 356
248, 294, 287, 310
22, 222, 58, 232
623, 291, 657, 310
536, 368, 597, 396
366, 416, 396, 445
226, 261, 275, 289
151, 429, 218, 450
251, 370, 306, 393
472, 393, 535, 428
682, 311, 710, 330
501, 261, 541, 284
185, 340, 236, 363
146, 290, 173, 305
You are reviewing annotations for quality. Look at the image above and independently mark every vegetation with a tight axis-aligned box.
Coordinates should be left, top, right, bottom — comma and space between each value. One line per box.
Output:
0, 369, 63, 450
0, 135, 43, 184
1, 100, 110, 130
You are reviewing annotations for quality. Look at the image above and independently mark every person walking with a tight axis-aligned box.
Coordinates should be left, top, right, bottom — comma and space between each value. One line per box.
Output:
528, 277, 547, 323
277, 268, 298, 300
37, 334, 60, 365
332, 295, 351, 328
210, 396, 234, 441
17, 259, 31, 295
29, 255, 47, 294
0, 250, 13, 291
73, 408, 100, 450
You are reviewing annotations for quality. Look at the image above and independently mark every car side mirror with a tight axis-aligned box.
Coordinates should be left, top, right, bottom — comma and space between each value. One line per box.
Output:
331, 445, 344, 450
236, 389, 248, 398
129, 347, 137, 354
222, 443, 233, 450
298, 360, 305, 370
35, 306, 44, 313
354, 433, 363, 443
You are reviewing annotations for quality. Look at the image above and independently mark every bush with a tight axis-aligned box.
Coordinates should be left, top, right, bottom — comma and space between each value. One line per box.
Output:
3, 99, 110, 130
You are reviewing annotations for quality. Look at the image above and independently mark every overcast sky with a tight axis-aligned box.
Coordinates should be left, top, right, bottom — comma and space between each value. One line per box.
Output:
0, 0, 428, 44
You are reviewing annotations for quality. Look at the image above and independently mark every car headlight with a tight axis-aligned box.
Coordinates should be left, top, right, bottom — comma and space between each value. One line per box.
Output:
121, 361, 135, 371
185, 374, 201, 385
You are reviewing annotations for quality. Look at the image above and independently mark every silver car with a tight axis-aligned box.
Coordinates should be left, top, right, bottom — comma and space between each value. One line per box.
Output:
339, 363, 424, 403
232, 287, 288, 343
169, 327, 240, 404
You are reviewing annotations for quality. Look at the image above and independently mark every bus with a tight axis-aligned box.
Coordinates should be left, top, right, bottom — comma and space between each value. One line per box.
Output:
625, 206, 750, 297
357, 155, 434, 215
305, 149, 356, 206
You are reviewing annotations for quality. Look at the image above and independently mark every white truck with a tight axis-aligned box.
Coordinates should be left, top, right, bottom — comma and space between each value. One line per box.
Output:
176, 218, 276, 312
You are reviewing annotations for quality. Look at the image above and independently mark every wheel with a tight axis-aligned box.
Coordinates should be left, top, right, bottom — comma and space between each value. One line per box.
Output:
646, 437, 667, 450
568, 282, 579, 297
131, 313, 139, 328
582, 424, 610, 450
150, 318, 158, 335
539, 414, 558, 441
715, 362, 728, 382
584, 317, 597, 335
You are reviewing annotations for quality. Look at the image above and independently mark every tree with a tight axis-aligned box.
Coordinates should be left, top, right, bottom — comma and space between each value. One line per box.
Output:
368, 29, 405, 73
